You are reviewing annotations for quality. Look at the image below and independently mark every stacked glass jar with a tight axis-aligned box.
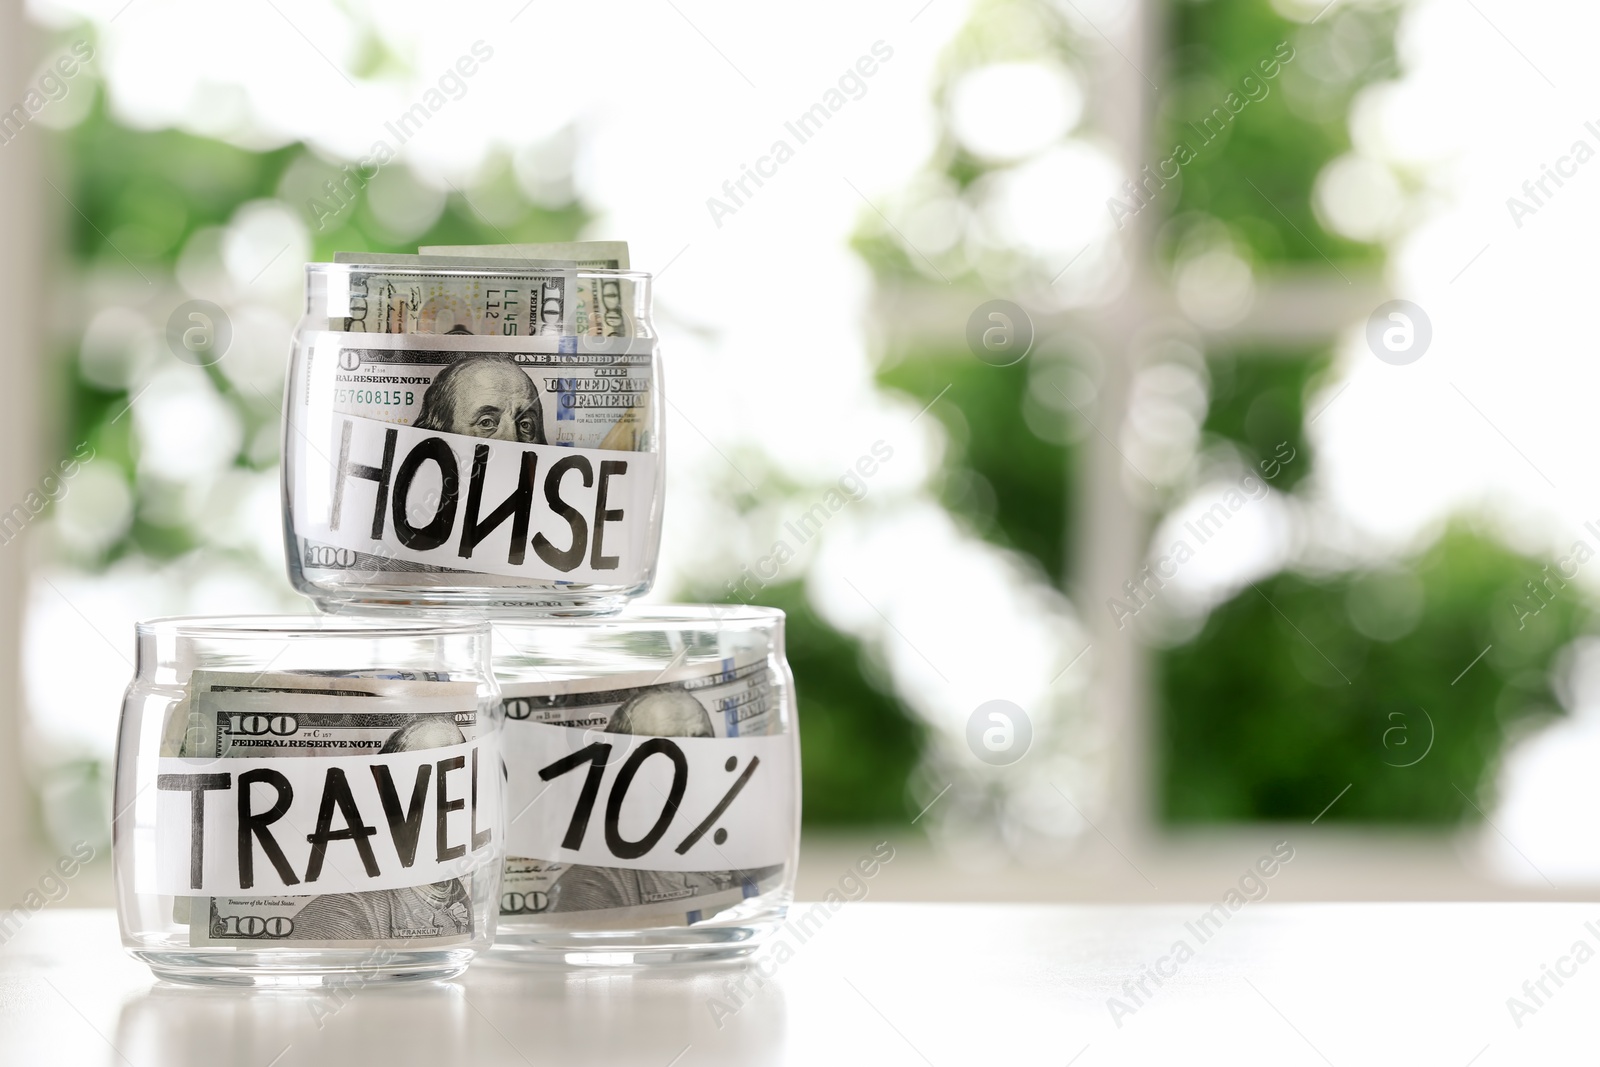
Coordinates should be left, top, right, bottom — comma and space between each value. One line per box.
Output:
114, 248, 801, 983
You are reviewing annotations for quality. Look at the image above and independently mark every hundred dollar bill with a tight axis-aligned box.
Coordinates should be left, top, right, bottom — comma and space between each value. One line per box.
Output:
158, 670, 475, 759
334, 253, 581, 271
164, 670, 492, 950
500, 653, 778, 737
499, 857, 785, 930
320, 266, 577, 337
321, 268, 634, 339
307, 331, 655, 452
196, 881, 477, 949
418, 241, 630, 269
500, 653, 788, 928
323, 242, 636, 338
418, 243, 633, 339
292, 333, 656, 582
294, 245, 657, 584
346, 247, 625, 276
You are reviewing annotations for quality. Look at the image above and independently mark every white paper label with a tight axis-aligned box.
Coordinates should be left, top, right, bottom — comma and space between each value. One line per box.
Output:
502, 723, 795, 872
292, 412, 658, 584
153, 738, 501, 896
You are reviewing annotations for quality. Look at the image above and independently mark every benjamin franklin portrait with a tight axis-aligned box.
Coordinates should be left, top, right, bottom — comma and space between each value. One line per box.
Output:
607, 685, 715, 738
415, 352, 546, 444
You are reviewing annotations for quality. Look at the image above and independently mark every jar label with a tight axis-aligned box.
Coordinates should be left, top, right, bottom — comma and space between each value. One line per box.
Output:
291, 412, 659, 584
502, 723, 795, 873
151, 737, 501, 896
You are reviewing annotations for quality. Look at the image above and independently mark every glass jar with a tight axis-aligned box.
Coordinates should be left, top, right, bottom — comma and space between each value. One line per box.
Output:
114, 615, 505, 986
283, 264, 664, 615
490, 605, 800, 965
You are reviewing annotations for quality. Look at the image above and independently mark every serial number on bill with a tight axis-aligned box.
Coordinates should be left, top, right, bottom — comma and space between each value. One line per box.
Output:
334, 388, 416, 406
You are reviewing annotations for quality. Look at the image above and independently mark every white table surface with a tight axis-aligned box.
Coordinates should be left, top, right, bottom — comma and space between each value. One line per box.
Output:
0, 903, 1591, 1065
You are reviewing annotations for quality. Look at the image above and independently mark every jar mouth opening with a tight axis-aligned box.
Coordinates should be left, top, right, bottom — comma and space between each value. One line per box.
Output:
304, 263, 652, 282
136, 614, 489, 640
492, 603, 785, 630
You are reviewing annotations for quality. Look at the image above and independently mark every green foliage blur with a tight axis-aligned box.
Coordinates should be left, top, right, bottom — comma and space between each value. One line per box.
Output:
1148, 0, 1584, 825
1201, 347, 1325, 494
878, 351, 1073, 586
44, 0, 1588, 841
1159, 525, 1586, 823
1160, 0, 1399, 269
867, 0, 1589, 829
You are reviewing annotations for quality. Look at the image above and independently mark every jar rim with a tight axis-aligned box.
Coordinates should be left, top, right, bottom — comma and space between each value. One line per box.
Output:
491, 603, 785, 630
135, 614, 490, 639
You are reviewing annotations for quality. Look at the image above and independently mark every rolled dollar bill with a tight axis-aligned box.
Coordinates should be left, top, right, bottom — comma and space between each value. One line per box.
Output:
165, 670, 493, 950
500, 654, 778, 736
197, 880, 476, 949
160, 670, 470, 756
288, 245, 662, 611
417, 241, 630, 269
305, 332, 655, 452
317, 269, 634, 339
417, 243, 632, 338
323, 241, 637, 338
499, 654, 788, 929
289, 330, 657, 586
316, 266, 576, 336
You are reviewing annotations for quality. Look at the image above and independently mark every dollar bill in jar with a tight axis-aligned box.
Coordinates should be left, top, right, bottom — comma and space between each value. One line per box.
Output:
287, 244, 663, 610
498, 654, 788, 930
322, 241, 638, 338
160, 670, 495, 950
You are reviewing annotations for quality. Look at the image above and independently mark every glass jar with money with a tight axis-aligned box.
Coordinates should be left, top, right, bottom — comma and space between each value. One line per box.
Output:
283, 248, 663, 615
114, 615, 506, 985
490, 605, 800, 965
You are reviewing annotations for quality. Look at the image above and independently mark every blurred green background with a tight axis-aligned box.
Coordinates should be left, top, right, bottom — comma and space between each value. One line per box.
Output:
38, 0, 1584, 840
